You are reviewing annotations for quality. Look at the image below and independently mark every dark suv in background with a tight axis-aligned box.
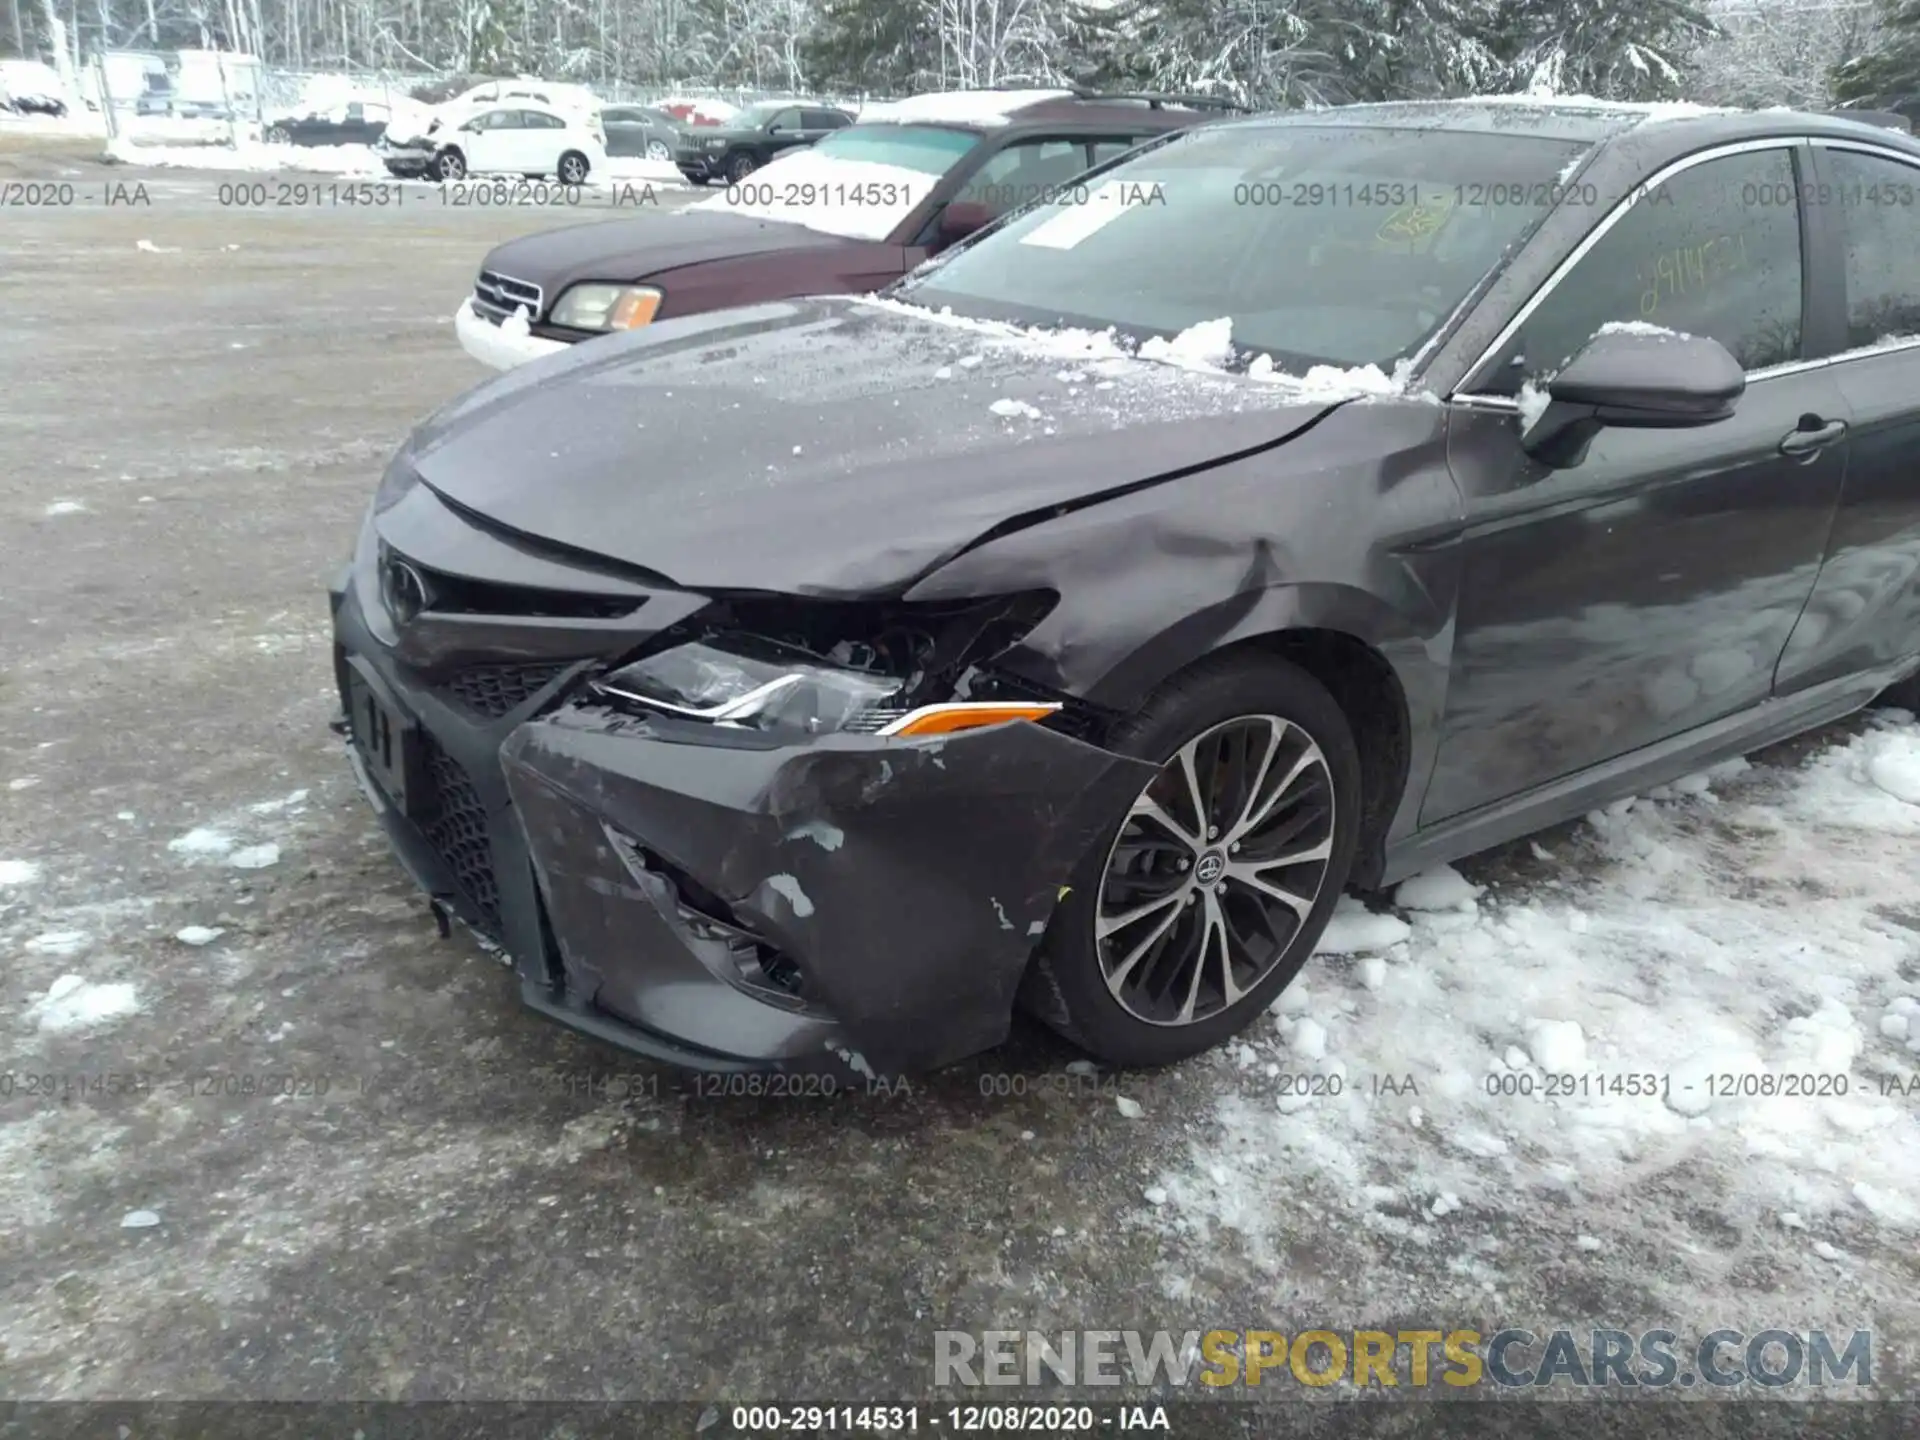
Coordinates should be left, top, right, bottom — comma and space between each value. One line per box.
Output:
676, 101, 854, 184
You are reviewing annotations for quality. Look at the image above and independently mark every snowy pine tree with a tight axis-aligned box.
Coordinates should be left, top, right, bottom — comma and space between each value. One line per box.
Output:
1832, 0, 1920, 110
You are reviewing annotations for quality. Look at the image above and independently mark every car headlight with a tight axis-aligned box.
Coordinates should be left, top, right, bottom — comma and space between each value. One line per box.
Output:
550, 282, 663, 332
593, 639, 1061, 740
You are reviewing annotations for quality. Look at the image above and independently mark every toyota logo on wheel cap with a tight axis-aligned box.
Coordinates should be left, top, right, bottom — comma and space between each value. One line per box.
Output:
1194, 850, 1226, 885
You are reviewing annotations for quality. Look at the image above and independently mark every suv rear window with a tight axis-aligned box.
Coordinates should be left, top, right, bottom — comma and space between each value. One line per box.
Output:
810, 124, 981, 175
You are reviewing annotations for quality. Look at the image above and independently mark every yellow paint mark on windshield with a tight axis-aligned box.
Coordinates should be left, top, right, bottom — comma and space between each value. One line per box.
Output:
1376, 189, 1457, 248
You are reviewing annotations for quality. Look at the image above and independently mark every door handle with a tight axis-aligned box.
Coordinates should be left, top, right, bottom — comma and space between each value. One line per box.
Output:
1778, 418, 1847, 456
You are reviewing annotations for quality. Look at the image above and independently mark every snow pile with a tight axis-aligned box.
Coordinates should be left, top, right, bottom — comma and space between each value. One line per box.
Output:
27, 973, 141, 1032
105, 136, 387, 176
1140, 316, 1236, 370
601, 156, 684, 185
0, 859, 41, 886
1454, 92, 1739, 124
1160, 714, 1920, 1276
696, 152, 940, 242
1597, 319, 1694, 340
24, 931, 90, 957
658, 95, 738, 125
858, 90, 1070, 127
860, 298, 1429, 404
164, 800, 298, 870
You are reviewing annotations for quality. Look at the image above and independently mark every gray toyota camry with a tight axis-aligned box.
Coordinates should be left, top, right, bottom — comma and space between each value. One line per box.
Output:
332, 99, 1920, 1077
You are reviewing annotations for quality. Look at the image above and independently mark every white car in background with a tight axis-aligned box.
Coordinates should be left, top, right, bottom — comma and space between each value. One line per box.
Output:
379, 101, 607, 183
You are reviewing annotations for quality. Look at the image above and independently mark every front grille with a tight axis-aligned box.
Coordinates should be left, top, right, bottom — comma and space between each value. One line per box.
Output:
440, 662, 569, 719
472, 270, 543, 324
420, 735, 501, 937
401, 555, 642, 621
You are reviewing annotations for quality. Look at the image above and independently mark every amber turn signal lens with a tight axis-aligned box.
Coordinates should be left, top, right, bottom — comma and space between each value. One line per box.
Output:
608, 290, 662, 329
880, 702, 1063, 737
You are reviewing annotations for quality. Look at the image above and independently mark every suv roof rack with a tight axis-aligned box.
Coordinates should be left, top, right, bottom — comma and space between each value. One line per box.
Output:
1066, 89, 1251, 113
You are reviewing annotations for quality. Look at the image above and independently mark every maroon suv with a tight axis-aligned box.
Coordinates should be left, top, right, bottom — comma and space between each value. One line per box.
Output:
454, 89, 1244, 369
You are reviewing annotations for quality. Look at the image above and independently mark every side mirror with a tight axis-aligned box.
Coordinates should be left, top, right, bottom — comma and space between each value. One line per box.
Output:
1521, 326, 1745, 468
936, 199, 995, 246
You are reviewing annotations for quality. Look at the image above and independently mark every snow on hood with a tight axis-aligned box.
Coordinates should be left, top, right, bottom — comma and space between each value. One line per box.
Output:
1597, 319, 1695, 340
857, 89, 1070, 127
861, 299, 1430, 404
695, 152, 944, 241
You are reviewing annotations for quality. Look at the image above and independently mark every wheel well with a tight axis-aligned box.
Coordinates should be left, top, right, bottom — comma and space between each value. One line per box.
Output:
1227, 629, 1410, 889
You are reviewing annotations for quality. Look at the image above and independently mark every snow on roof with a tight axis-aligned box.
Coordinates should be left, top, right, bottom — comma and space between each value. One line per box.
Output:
695, 152, 944, 241
858, 89, 1072, 128
1449, 92, 1742, 123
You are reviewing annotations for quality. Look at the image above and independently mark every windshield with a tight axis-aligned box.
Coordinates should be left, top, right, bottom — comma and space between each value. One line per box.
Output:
898, 124, 1593, 373
696, 124, 980, 242
810, 124, 980, 176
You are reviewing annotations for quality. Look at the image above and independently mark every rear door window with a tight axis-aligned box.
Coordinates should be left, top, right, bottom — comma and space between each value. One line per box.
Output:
1822, 148, 1920, 347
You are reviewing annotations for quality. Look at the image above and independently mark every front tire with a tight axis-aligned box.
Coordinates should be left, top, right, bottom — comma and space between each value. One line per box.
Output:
1024, 654, 1361, 1068
264, 123, 291, 144
646, 138, 671, 161
557, 150, 590, 184
726, 152, 758, 184
433, 148, 466, 182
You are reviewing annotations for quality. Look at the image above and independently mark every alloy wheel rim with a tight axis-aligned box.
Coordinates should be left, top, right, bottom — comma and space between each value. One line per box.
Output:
648, 140, 670, 160
1094, 714, 1335, 1027
562, 157, 585, 182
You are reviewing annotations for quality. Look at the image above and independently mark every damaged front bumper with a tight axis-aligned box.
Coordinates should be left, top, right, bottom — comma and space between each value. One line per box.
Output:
499, 701, 1152, 1075
330, 546, 1152, 1076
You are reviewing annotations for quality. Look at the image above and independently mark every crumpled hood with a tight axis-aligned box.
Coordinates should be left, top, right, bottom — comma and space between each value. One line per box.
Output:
406, 296, 1345, 596
479, 209, 845, 291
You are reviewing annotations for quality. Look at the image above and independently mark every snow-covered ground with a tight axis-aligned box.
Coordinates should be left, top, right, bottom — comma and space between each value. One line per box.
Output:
1151, 709, 1920, 1316
99, 133, 684, 186
0, 109, 239, 144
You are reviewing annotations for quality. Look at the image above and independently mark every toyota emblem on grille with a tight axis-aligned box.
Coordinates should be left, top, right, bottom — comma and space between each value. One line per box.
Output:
382, 556, 431, 624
